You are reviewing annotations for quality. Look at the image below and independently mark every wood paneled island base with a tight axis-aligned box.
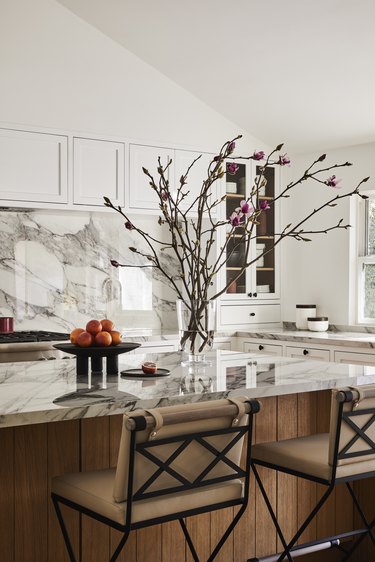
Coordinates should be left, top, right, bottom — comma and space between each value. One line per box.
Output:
0, 391, 372, 562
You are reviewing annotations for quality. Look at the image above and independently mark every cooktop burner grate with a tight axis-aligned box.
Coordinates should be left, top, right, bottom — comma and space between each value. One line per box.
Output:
0, 331, 70, 344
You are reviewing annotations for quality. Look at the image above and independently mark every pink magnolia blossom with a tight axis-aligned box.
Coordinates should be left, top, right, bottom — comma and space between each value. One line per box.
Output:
229, 211, 242, 227
278, 153, 291, 166
227, 163, 239, 175
259, 200, 270, 211
228, 140, 236, 153
252, 150, 265, 161
237, 200, 254, 216
325, 175, 342, 188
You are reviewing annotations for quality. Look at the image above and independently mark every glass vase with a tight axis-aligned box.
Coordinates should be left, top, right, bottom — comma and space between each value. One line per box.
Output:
176, 299, 217, 365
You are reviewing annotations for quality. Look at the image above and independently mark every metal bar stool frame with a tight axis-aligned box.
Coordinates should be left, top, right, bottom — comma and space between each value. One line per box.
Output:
249, 388, 375, 562
51, 398, 260, 562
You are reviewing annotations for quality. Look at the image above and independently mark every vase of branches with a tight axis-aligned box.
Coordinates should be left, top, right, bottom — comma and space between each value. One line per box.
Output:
105, 135, 368, 365
176, 299, 217, 364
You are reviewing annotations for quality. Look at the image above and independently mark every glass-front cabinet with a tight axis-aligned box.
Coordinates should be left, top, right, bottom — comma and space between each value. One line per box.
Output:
221, 159, 280, 301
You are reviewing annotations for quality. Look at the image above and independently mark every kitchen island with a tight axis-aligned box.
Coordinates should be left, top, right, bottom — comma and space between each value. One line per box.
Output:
1, 350, 375, 562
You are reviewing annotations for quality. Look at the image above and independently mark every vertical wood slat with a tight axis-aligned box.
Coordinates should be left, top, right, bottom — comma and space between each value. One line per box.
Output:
233, 441, 256, 561
277, 395, 298, 550
255, 396, 277, 558
15, 423, 48, 562
297, 392, 317, 544
109, 415, 137, 562
316, 390, 336, 538
48, 420, 80, 562
81, 417, 110, 562
186, 513, 211, 562
210, 506, 234, 562
0, 428, 14, 562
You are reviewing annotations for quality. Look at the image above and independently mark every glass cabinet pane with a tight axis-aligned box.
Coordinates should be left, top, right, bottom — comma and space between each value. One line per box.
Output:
225, 162, 247, 294
256, 165, 275, 295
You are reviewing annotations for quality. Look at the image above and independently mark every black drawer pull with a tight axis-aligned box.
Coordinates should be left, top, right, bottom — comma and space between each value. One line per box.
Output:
247, 292, 252, 297
253, 292, 257, 297
250, 313, 256, 317
303, 349, 309, 355
259, 344, 264, 351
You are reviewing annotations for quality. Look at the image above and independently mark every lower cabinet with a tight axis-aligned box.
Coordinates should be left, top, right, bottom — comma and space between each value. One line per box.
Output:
334, 350, 375, 365
285, 345, 331, 361
243, 341, 283, 356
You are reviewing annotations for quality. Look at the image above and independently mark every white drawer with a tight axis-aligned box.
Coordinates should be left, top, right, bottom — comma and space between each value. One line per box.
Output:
334, 351, 375, 365
220, 304, 280, 326
243, 341, 283, 356
286, 345, 330, 361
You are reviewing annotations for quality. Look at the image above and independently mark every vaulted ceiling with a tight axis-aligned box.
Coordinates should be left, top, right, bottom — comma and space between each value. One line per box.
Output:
57, 0, 375, 153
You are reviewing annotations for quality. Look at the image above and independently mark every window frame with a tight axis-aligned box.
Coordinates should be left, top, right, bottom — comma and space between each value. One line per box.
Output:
357, 190, 375, 324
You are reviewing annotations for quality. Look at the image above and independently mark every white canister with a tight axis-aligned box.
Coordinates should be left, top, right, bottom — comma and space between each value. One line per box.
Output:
295, 305, 316, 330
307, 317, 329, 332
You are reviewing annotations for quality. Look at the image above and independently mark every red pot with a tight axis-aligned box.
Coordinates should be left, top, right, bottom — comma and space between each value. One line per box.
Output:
0, 317, 14, 334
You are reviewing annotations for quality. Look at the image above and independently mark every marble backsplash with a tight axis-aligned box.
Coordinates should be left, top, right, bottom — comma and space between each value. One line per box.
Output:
0, 209, 179, 332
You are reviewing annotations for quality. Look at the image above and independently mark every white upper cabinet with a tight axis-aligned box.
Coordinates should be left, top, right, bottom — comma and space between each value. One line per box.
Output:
128, 144, 173, 211
173, 150, 215, 213
128, 144, 216, 214
0, 128, 68, 204
73, 137, 125, 207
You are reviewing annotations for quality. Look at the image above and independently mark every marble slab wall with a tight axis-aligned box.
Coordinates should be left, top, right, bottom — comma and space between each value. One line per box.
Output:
0, 209, 178, 332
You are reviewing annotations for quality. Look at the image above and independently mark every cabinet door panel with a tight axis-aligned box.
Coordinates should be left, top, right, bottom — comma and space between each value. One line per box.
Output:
173, 150, 215, 212
129, 144, 172, 210
243, 341, 283, 356
74, 137, 125, 206
220, 304, 281, 325
0, 128, 68, 203
334, 350, 375, 365
286, 345, 330, 361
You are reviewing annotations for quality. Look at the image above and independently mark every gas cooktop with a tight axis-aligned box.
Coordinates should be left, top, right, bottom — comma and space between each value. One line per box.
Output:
0, 331, 70, 344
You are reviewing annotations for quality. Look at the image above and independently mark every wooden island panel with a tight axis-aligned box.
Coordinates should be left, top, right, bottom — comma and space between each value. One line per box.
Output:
0, 391, 371, 562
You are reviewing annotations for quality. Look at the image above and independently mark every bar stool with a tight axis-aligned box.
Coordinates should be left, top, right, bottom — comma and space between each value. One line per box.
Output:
51, 396, 260, 562
248, 384, 375, 562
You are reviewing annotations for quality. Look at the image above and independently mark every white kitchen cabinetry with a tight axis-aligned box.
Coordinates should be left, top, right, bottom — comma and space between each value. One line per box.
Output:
285, 345, 331, 361
218, 161, 280, 328
243, 341, 283, 356
128, 144, 215, 214
334, 350, 375, 365
73, 137, 125, 207
128, 144, 173, 211
219, 304, 281, 327
0, 128, 68, 204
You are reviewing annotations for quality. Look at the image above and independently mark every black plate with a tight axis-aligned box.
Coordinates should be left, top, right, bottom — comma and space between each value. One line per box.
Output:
121, 368, 170, 379
54, 342, 141, 357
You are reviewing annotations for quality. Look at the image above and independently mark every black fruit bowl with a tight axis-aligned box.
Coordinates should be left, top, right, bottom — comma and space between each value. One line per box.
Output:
54, 342, 141, 375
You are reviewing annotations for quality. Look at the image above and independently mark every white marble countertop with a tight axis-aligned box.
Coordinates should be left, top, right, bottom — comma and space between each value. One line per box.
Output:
236, 329, 375, 349
2, 349, 375, 428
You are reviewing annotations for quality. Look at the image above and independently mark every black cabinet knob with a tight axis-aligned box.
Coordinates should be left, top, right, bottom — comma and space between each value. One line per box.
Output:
247, 292, 252, 297
303, 349, 309, 355
253, 292, 257, 297
259, 344, 264, 351
250, 313, 256, 317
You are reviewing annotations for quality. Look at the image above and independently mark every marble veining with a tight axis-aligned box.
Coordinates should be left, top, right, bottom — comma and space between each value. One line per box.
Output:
0, 209, 178, 332
237, 329, 375, 349
2, 349, 375, 428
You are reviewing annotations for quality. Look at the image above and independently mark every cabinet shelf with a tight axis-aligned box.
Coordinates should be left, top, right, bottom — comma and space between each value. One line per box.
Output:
225, 193, 244, 199
226, 267, 243, 271
256, 267, 274, 271
258, 196, 273, 200
257, 236, 274, 240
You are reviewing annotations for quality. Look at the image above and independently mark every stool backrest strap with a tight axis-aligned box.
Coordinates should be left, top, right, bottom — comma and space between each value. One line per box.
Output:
329, 384, 375, 467
113, 397, 256, 503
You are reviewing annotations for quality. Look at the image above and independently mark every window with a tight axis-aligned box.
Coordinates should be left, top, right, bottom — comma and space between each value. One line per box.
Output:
358, 192, 375, 323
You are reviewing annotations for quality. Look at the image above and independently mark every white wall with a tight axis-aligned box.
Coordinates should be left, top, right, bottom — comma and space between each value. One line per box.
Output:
0, 0, 266, 155
281, 142, 375, 325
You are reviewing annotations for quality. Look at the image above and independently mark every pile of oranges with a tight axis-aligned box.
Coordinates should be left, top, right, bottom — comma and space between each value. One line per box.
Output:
70, 319, 122, 348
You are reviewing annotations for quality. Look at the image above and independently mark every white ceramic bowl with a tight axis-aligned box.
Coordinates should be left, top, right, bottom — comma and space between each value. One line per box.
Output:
307, 317, 329, 332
